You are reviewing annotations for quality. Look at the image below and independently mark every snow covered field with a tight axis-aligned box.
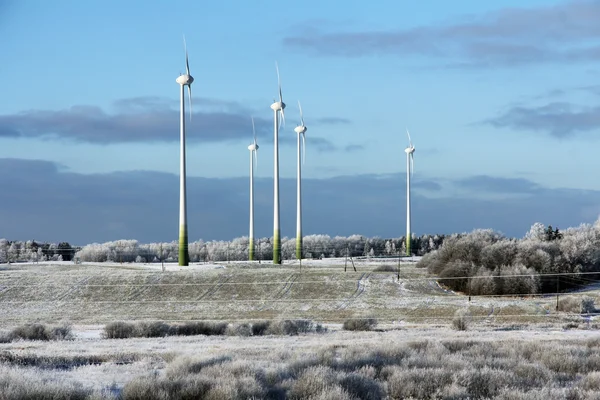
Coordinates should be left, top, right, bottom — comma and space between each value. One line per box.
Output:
0, 256, 597, 327
2, 258, 600, 398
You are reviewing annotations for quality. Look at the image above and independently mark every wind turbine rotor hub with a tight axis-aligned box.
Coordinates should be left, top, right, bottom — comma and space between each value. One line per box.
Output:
294, 125, 307, 134
248, 144, 259, 151
270, 101, 285, 111
176, 75, 194, 85
405, 146, 415, 154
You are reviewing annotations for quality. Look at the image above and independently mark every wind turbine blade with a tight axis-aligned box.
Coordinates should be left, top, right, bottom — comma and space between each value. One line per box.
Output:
251, 116, 256, 144
411, 153, 414, 176
254, 149, 258, 168
302, 132, 306, 165
276, 61, 282, 103
298, 100, 304, 126
187, 86, 192, 121
183, 35, 190, 76
406, 128, 412, 147
280, 109, 285, 129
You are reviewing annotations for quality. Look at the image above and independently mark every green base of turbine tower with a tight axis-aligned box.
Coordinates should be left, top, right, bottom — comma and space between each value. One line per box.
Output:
406, 236, 411, 257
273, 230, 281, 264
179, 225, 189, 266
249, 238, 255, 261
296, 235, 302, 261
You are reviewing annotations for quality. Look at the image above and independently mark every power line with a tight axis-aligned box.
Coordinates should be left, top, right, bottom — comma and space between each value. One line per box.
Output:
0, 312, 595, 324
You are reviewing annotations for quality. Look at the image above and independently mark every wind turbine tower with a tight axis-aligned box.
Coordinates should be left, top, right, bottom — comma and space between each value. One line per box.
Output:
175, 37, 193, 266
248, 117, 259, 261
270, 62, 285, 264
294, 101, 307, 261
405, 129, 415, 257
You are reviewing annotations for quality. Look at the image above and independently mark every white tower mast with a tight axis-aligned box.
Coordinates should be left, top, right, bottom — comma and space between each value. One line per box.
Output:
175, 36, 193, 266
270, 62, 285, 264
294, 101, 307, 261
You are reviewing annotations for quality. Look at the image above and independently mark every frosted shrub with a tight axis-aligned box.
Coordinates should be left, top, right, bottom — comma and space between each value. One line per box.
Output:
387, 367, 453, 399
558, 296, 582, 313
338, 373, 383, 400
558, 296, 596, 314
136, 321, 172, 338
9, 323, 73, 341
582, 296, 596, 314
251, 320, 271, 336
226, 323, 252, 337
174, 321, 228, 336
103, 321, 136, 339
267, 319, 316, 336
0, 366, 95, 400
288, 366, 338, 399
10, 323, 50, 341
452, 308, 471, 331
458, 367, 513, 399
342, 318, 377, 331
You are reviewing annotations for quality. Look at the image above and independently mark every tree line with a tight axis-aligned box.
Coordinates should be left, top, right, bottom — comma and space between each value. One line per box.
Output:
0, 239, 77, 263
1, 234, 447, 264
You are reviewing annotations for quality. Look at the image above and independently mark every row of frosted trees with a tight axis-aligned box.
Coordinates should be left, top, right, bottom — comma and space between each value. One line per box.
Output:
0, 234, 447, 264
73, 234, 446, 263
0, 239, 76, 263
417, 219, 600, 295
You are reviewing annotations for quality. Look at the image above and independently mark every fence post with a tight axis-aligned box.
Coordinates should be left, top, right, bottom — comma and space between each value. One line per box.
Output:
555, 275, 560, 311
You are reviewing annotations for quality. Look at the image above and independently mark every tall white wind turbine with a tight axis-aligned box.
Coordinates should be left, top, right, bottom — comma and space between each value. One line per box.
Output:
270, 62, 285, 264
405, 129, 415, 257
294, 101, 307, 261
175, 36, 194, 266
248, 117, 259, 261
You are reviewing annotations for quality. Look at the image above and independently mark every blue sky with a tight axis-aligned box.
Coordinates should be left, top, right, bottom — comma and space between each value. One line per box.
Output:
1, 0, 600, 244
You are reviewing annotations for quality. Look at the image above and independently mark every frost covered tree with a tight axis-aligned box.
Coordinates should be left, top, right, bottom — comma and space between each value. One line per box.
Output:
0, 239, 9, 263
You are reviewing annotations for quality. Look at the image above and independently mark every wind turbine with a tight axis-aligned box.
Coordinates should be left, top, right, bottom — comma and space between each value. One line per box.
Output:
248, 117, 259, 261
175, 36, 194, 266
270, 62, 285, 265
405, 129, 415, 257
294, 101, 307, 261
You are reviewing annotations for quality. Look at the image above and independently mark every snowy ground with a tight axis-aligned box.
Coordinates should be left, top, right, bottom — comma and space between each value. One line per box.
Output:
0, 257, 597, 328
2, 258, 600, 396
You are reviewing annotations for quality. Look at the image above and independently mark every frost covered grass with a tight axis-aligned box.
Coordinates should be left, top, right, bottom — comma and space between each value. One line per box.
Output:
2, 329, 600, 399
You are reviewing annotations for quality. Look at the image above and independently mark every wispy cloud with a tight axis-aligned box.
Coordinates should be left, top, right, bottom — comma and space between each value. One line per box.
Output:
484, 102, 600, 137
0, 96, 338, 149
344, 144, 364, 152
456, 175, 540, 194
0, 97, 263, 144
283, 0, 600, 67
